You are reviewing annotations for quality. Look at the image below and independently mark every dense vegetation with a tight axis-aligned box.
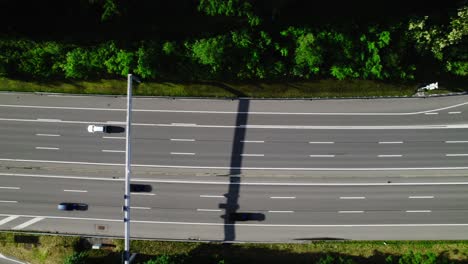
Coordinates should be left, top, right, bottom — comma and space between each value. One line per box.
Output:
0, 0, 466, 83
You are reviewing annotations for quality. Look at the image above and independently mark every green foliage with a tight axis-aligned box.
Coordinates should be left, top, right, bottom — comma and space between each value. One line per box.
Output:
101, 0, 120, 21
144, 254, 174, 264
317, 255, 356, 264
135, 45, 157, 79
63, 252, 88, 264
187, 35, 226, 73
18, 41, 64, 78
397, 251, 443, 264
407, 6, 468, 60
197, 0, 261, 26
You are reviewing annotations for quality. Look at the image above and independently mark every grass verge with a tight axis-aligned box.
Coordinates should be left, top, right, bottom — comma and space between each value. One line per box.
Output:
1, 232, 467, 264
0, 77, 430, 98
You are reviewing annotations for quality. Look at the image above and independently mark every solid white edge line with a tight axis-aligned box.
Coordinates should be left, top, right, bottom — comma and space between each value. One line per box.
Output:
409, 196, 434, 199
339, 197, 366, 199
200, 195, 224, 198
170, 152, 196, 155
170, 139, 196, 142
1, 101, 466, 115
270, 197, 296, 199
268, 211, 294, 213
241, 154, 265, 157
12, 217, 45, 230
131, 207, 151, 210
63, 189, 88, 193
36, 134, 60, 137
446, 154, 468, 157
309, 155, 335, 157
197, 209, 222, 212
445, 141, 468, 143
378, 155, 402, 157
35, 147, 59, 150
2, 172, 468, 186
2, 213, 468, 227
338, 211, 364, 213
102, 150, 125, 153
309, 142, 334, 144
0, 216, 19, 226
378, 141, 403, 144
103, 136, 126, 139
241, 140, 265, 143
0, 186, 20, 190
406, 210, 432, 213
131, 193, 156, 196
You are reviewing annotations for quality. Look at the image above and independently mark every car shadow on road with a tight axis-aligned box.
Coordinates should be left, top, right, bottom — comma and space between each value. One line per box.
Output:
219, 99, 265, 242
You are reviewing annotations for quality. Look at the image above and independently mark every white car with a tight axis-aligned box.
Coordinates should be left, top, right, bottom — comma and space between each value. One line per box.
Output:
87, 125, 107, 133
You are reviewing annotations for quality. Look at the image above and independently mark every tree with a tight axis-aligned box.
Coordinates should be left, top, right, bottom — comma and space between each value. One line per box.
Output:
63, 252, 87, 264
186, 35, 226, 74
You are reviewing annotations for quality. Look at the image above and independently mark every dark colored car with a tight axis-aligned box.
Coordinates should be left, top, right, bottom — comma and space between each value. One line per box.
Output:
130, 184, 152, 192
57, 202, 88, 211
228, 212, 265, 221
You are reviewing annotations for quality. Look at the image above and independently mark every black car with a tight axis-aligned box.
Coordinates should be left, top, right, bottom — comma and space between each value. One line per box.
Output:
57, 202, 88, 211
228, 212, 265, 221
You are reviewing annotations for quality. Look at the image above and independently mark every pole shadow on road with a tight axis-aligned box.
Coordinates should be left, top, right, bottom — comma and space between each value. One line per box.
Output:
219, 99, 265, 242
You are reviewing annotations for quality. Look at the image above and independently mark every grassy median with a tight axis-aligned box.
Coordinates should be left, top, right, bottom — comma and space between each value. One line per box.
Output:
0, 77, 426, 98
1, 232, 467, 264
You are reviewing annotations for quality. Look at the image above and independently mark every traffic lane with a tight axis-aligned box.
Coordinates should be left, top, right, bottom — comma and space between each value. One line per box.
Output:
18, 217, 468, 241
132, 126, 468, 144
2, 93, 468, 114
1, 105, 467, 127
132, 110, 468, 126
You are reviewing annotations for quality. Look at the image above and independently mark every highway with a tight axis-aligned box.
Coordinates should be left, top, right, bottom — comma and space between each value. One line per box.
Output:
0, 92, 468, 241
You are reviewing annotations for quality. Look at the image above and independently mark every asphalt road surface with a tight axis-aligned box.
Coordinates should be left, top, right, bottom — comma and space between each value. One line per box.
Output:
0, 93, 467, 241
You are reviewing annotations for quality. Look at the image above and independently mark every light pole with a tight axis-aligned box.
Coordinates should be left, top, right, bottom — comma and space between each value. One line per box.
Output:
124, 73, 140, 264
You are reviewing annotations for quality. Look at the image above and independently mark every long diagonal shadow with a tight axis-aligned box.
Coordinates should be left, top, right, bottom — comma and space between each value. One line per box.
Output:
219, 99, 249, 241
